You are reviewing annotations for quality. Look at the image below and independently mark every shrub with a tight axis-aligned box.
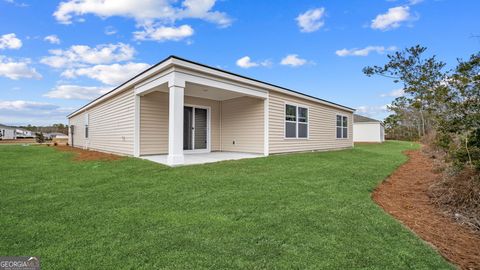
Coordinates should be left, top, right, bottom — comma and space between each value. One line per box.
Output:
35, 132, 45, 143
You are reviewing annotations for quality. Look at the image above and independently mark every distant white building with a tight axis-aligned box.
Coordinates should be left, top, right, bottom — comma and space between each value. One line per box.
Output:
15, 128, 34, 138
353, 115, 385, 143
0, 124, 16, 140
45, 132, 68, 140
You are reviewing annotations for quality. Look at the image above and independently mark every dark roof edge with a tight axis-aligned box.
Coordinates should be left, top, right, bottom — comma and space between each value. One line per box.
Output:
68, 55, 354, 118
67, 55, 173, 118
170, 55, 355, 111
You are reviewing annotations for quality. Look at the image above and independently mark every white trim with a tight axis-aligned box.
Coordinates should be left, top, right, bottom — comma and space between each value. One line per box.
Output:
171, 58, 354, 112
167, 84, 185, 165
176, 71, 268, 99
134, 71, 174, 96
84, 112, 89, 146
68, 57, 353, 119
335, 114, 349, 140
183, 104, 211, 154
283, 102, 310, 140
263, 95, 269, 156
219, 101, 222, 152
68, 58, 175, 118
133, 95, 140, 157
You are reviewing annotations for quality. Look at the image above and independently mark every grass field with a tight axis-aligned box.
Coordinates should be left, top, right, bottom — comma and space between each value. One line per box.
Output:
0, 142, 452, 269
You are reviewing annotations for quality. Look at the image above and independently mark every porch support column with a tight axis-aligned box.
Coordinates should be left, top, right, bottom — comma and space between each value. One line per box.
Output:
263, 95, 269, 156
167, 78, 185, 165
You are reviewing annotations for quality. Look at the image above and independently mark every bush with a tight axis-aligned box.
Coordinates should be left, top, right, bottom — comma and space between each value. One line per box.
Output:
434, 132, 452, 151
35, 132, 45, 143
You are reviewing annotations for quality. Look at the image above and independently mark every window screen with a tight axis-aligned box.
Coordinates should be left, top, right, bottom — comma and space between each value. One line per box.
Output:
336, 115, 348, 138
285, 104, 308, 138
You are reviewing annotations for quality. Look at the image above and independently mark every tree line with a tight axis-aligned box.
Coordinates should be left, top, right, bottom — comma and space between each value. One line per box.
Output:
364, 45, 480, 171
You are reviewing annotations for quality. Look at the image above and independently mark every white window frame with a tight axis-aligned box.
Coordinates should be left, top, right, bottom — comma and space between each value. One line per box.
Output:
84, 113, 89, 139
284, 102, 309, 139
336, 114, 348, 139
183, 104, 211, 154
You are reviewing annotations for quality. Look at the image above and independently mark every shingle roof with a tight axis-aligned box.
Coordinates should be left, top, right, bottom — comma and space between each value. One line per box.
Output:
68, 55, 354, 118
354, 114, 382, 123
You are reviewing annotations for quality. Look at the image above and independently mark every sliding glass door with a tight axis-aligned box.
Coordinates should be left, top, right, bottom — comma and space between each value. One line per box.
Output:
183, 106, 208, 151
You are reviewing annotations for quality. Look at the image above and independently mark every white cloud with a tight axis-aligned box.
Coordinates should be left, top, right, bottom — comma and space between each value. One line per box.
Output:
0, 100, 71, 125
0, 56, 42, 80
356, 105, 389, 119
235, 56, 271, 69
44, 35, 61, 44
371, 6, 412, 30
335, 46, 397, 57
44, 84, 111, 100
134, 24, 194, 42
408, 0, 423, 5
0, 33, 22, 50
104, 26, 117, 35
296, 8, 326, 33
40, 43, 135, 68
53, 0, 231, 27
62, 62, 150, 85
280, 54, 307, 67
0, 100, 58, 111
3, 0, 28, 7
381, 88, 404, 98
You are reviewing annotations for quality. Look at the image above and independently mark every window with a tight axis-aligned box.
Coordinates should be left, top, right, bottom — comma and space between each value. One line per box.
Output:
285, 104, 308, 138
336, 115, 348, 139
84, 113, 89, 139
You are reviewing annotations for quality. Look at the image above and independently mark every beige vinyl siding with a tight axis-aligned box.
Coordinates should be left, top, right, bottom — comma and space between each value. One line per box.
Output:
70, 89, 134, 155
139, 91, 221, 155
86, 88, 135, 155
268, 91, 353, 154
139, 91, 168, 155
68, 112, 85, 148
220, 96, 264, 153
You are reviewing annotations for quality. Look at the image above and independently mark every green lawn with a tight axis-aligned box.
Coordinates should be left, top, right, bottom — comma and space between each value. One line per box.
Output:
0, 141, 452, 269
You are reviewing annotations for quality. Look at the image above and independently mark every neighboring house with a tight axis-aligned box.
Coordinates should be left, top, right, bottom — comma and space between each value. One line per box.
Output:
15, 128, 34, 138
353, 114, 385, 143
67, 56, 354, 165
45, 132, 69, 140
0, 124, 16, 140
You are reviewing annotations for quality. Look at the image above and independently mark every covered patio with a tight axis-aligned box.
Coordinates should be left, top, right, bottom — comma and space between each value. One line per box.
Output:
140, 151, 263, 166
133, 65, 269, 166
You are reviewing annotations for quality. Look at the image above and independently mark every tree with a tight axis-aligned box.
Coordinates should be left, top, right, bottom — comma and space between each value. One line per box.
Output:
438, 53, 480, 169
35, 132, 45, 143
363, 45, 447, 137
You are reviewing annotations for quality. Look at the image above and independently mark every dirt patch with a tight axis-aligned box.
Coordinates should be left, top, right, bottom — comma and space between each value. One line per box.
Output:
373, 149, 480, 269
54, 145, 123, 161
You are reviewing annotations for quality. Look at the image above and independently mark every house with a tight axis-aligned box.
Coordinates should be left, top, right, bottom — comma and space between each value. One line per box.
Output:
45, 132, 69, 140
0, 124, 16, 140
353, 114, 385, 143
15, 128, 34, 138
67, 56, 354, 166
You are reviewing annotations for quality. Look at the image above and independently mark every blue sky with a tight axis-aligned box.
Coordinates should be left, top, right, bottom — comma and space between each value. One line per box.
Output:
0, 0, 478, 125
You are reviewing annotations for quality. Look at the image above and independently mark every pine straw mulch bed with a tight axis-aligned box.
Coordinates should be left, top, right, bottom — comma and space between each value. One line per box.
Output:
54, 145, 123, 161
373, 149, 480, 270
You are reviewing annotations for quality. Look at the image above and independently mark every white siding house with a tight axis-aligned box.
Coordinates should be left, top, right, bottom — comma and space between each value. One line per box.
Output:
353, 115, 385, 143
0, 124, 16, 140
67, 56, 355, 166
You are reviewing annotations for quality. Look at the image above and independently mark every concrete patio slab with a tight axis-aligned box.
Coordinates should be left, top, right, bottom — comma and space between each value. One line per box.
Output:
140, 151, 263, 166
